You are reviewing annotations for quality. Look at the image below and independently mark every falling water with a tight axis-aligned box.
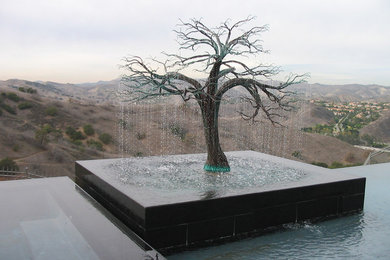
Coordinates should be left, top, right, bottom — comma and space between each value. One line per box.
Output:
116, 80, 309, 166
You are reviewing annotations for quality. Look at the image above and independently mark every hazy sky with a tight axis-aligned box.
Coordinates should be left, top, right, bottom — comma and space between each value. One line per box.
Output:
0, 0, 389, 85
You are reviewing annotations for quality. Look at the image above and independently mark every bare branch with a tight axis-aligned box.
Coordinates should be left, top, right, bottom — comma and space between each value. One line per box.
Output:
121, 17, 308, 124
216, 74, 307, 123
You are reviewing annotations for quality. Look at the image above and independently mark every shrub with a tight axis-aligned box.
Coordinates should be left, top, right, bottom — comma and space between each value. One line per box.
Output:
311, 162, 328, 168
292, 150, 303, 159
0, 109, 2, 116
118, 119, 125, 128
65, 126, 85, 141
0, 103, 16, 114
119, 119, 133, 130
71, 140, 83, 146
136, 132, 146, 140
361, 134, 375, 146
83, 124, 95, 136
18, 102, 33, 110
27, 88, 37, 94
0, 157, 19, 171
329, 161, 344, 169
372, 142, 386, 148
35, 124, 54, 145
336, 131, 362, 145
87, 139, 103, 151
12, 144, 20, 152
134, 152, 143, 157
18, 87, 26, 92
45, 106, 58, 116
6, 92, 20, 102
169, 124, 188, 140
99, 133, 112, 144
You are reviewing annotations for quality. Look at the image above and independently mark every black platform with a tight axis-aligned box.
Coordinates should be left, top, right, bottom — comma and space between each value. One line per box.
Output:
75, 151, 365, 253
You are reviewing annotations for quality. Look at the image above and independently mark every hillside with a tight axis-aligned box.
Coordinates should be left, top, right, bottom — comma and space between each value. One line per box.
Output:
291, 83, 390, 102
1, 79, 119, 104
299, 103, 335, 128
3, 79, 390, 104
360, 110, 390, 142
0, 81, 373, 179
0, 87, 118, 178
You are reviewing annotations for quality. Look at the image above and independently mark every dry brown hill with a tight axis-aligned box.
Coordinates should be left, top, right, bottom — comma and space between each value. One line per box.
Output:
360, 110, 390, 142
0, 80, 375, 180
0, 86, 118, 178
292, 83, 390, 102
299, 103, 335, 128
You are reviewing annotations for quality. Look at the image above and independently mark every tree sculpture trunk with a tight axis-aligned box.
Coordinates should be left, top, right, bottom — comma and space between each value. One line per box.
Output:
201, 96, 230, 172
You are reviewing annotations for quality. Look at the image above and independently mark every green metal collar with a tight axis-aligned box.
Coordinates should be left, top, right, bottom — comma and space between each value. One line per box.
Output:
203, 164, 230, 172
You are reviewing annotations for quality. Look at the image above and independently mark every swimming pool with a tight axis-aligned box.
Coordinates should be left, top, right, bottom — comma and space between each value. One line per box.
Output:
170, 163, 390, 259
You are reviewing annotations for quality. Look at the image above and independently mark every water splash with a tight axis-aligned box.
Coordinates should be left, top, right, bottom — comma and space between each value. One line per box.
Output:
107, 154, 307, 193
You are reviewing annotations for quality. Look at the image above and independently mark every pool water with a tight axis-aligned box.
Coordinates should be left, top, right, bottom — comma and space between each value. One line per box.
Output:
109, 152, 307, 192
170, 163, 390, 259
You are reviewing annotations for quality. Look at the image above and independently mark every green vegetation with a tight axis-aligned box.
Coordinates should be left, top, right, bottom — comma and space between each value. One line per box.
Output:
6, 92, 20, 102
72, 140, 83, 146
35, 125, 51, 145
361, 134, 386, 148
12, 144, 20, 152
372, 143, 386, 148
35, 124, 60, 145
0, 109, 2, 116
0, 102, 16, 114
18, 102, 33, 110
311, 162, 329, 168
87, 139, 103, 151
118, 119, 131, 130
303, 101, 389, 147
169, 124, 188, 140
65, 126, 86, 141
0, 157, 19, 171
27, 88, 37, 94
134, 152, 143, 157
136, 132, 146, 140
336, 130, 361, 145
18, 87, 36, 93
45, 106, 58, 116
329, 161, 344, 169
302, 124, 333, 135
291, 150, 303, 159
83, 124, 95, 136
99, 133, 112, 144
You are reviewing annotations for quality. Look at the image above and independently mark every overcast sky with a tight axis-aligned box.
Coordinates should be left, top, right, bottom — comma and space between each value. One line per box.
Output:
0, 0, 389, 85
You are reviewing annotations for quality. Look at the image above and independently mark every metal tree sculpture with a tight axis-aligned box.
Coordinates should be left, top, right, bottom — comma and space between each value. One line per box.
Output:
121, 17, 306, 172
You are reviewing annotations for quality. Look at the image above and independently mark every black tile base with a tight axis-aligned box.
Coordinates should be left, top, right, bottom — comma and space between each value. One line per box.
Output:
75, 151, 366, 253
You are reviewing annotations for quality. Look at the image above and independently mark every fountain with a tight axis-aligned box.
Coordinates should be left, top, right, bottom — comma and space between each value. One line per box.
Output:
75, 18, 365, 254
76, 151, 365, 253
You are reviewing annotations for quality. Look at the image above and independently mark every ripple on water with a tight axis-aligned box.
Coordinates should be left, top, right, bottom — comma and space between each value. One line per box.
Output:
107, 154, 307, 193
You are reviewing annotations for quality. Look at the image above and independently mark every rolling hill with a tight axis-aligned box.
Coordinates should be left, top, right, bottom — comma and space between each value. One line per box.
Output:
2, 78, 389, 179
